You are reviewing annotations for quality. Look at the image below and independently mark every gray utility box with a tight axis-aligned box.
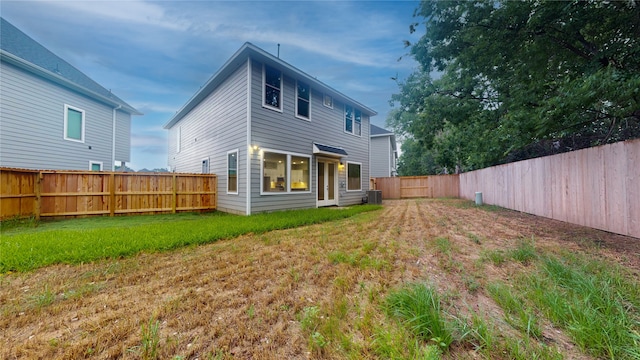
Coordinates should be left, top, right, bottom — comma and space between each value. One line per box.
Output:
368, 190, 382, 205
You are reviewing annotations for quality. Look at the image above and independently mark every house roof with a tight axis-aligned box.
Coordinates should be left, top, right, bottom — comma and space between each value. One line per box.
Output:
370, 124, 394, 136
164, 42, 377, 129
370, 124, 397, 152
0, 18, 141, 115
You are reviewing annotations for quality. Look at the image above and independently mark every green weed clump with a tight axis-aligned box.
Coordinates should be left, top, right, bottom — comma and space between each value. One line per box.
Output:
0, 205, 381, 272
523, 254, 640, 359
140, 317, 160, 360
508, 237, 538, 264
487, 283, 542, 339
384, 283, 453, 350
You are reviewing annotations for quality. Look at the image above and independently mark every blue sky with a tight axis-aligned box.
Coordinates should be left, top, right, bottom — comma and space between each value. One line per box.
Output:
2, 0, 421, 170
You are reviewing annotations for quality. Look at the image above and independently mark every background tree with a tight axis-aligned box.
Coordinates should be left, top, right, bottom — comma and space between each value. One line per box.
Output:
390, 0, 640, 174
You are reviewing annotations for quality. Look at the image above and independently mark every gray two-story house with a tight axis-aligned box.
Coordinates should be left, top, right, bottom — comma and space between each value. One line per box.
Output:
0, 18, 141, 171
164, 42, 376, 215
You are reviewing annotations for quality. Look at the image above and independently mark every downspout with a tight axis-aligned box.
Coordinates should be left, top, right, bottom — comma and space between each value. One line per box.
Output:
246, 58, 252, 215
112, 105, 122, 171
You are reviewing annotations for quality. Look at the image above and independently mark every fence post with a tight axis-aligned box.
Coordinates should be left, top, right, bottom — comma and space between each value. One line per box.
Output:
35, 171, 42, 221
172, 173, 177, 214
109, 172, 116, 217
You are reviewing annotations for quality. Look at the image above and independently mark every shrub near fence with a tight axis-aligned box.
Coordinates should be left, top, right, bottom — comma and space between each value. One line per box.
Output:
0, 168, 217, 220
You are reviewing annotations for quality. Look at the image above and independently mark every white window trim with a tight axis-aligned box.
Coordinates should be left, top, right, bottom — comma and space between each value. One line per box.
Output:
260, 148, 312, 195
262, 64, 283, 112
176, 126, 182, 153
343, 105, 362, 137
346, 161, 362, 192
227, 149, 239, 195
201, 157, 210, 174
295, 80, 311, 121
63, 104, 85, 143
323, 94, 333, 109
89, 161, 103, 171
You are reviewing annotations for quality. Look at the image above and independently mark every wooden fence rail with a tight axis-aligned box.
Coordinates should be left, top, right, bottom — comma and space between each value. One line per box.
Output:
0, 168, 217, 220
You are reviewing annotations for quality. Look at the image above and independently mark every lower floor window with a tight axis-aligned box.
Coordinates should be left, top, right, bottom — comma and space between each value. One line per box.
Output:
262, 150, 310, 194
202, 158, 210, 174
228, 151, 238, 194
347, 162, 361, 191
90, 161, 103, 171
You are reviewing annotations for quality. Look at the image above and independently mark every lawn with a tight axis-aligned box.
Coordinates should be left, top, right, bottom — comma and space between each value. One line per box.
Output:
0, 205, 381, 273
1, 199, 639, 359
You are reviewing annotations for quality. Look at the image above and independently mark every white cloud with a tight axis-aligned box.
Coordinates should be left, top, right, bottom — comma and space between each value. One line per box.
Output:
134, 102, 182, 114
131, 134, 166, 148
41, 0, 190, 31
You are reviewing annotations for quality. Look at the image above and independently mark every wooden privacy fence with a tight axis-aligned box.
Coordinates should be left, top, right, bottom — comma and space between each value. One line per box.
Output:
372, 175, 460, 199
372, 139, 639, 239
459, 138, 640, 239
0, 168, 217, 220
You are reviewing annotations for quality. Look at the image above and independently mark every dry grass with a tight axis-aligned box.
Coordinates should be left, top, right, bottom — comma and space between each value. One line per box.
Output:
1, 199, 638, 359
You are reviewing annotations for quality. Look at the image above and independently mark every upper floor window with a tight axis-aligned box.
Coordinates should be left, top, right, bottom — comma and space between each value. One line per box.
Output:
64, 104, 85, 142
263, 64, 282, 111
344, 105, 362, 136
296, 81, 310, 120
323, 94, 333, 109
176, 126, 182, 153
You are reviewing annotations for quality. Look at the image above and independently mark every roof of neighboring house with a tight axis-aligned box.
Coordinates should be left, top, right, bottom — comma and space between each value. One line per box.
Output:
0, 18, 141, 115
370, 124, 397, 152
370, 124, 394, 136
164, 42, 377, 129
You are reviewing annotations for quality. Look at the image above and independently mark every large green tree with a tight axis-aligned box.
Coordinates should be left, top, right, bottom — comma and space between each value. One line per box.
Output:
390, 0, 640, 174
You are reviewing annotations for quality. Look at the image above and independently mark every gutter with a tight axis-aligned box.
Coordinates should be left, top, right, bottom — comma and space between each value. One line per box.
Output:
112, 105, 122, 170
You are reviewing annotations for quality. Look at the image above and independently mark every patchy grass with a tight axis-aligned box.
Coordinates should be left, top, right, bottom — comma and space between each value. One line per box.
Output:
521, 254, 640, 359
1, 199, 638, 359
0, 205, 381, 272
384, 283, 453, 350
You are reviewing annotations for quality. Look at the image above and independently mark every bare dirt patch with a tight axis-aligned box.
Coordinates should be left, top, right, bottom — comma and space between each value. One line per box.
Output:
1, 199, 638, 359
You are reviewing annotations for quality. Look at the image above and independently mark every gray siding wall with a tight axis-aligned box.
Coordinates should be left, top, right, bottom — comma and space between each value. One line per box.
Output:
0, 61, 131, 170
167, 60, 248, 215
249, 59, 370, 213
370, 136, 391, 177
115, 110, 131, 163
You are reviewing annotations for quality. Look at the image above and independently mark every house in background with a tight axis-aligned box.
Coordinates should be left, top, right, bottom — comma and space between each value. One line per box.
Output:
0, 18, 141, 171
164, 42, 376, 215
370, 124, 398, 177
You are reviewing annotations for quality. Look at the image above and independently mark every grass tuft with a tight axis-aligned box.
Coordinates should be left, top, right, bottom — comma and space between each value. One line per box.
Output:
384, 283, 453, 349
522, 254, 640, 359
140, 316, 160, 360
508, 237, 538, 264
487, 283, 542, 339
29, 285, 55, 309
